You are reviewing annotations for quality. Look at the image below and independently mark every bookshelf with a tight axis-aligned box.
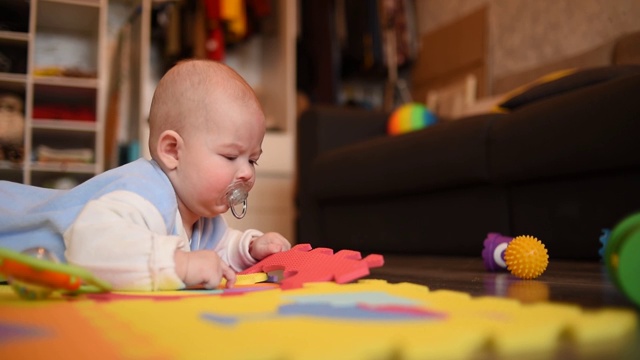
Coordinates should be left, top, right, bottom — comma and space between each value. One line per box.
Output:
0, 0, 107, 187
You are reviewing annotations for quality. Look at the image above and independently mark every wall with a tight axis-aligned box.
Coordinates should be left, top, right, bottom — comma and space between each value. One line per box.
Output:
415, 0, 640, 92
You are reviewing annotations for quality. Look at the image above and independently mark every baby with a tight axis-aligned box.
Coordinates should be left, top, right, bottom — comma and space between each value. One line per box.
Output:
0, 59, 291, 290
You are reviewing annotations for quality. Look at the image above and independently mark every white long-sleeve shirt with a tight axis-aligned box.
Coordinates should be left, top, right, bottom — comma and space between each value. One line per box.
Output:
0, 158, 260, 291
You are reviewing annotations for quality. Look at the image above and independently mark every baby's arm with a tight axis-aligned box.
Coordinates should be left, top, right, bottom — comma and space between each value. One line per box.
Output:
64, 190, 188, 291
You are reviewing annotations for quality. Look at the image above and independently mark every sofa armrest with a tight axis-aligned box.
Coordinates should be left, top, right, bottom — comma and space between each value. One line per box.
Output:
298, 105, 388, 153
297, 105, 388, 188
296, 105, 388, 244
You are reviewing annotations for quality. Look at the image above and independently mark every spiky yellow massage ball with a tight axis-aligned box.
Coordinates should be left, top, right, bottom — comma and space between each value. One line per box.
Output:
504, 235, 549, 279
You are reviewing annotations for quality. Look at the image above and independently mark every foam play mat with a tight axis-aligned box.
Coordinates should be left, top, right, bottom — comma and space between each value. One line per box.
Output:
0, 279, 636, 359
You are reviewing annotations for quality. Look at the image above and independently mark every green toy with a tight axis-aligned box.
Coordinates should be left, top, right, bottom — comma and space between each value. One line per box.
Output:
0, 247, 111, 299
604, 212, 640, 307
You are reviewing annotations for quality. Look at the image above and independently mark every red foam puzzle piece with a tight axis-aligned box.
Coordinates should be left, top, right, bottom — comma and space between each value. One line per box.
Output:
239, 244, 385, 290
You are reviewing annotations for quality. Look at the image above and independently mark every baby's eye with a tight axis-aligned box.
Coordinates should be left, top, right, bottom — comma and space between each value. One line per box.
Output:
250, 159, 259, 166
223, 155, 237, 161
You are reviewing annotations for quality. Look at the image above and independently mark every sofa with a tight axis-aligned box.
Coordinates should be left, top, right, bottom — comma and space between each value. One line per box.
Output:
296, 66, 640, 260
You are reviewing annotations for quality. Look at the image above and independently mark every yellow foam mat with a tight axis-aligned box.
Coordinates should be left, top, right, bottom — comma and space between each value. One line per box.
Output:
0, 280, 636, 359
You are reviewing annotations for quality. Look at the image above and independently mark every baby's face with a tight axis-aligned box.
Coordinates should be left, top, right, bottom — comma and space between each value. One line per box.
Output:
173, 98, 265, 220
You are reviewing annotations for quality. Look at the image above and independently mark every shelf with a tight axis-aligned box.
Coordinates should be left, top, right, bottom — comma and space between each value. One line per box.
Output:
43, 0, 101, 6
0, 160, 23, 171
33, 76, 98, 89
37, 1, 101, 32
35, 1, 101, 74
0, 31, 30, 44
32, 127, 96, 149
0, 73, 27, 92
0, 166, 23, 183
0, 0, 106, 186
33, 81, 97, 118
32, 119, 97, 132
0, 0, 30, 35
1, 5, 30, 80
30, 162, 97, 174
0, 40, 28, 75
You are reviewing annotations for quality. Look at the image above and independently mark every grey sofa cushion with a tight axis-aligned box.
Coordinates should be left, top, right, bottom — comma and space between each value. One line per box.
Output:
489, 73, 640, 184
498, 65, 640, 111
311, 113, 505, 200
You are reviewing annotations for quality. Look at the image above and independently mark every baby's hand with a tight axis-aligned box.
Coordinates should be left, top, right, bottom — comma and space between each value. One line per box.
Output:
174, 250, 236, 289
249, 232, 291, 260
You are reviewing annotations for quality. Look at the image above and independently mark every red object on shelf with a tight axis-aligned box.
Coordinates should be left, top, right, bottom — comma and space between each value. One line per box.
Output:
204, 0, 225, 61
33, 105, 95, 122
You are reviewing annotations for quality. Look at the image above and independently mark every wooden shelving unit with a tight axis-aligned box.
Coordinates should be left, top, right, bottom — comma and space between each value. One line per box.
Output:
0, 0, 106, 187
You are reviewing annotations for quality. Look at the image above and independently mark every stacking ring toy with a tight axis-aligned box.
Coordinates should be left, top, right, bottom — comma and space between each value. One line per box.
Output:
0, 247, 111, 299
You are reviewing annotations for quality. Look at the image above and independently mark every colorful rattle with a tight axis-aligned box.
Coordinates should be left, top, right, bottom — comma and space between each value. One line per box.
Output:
387, 102, 437, 135
0, 247, 112, 299
482, 233, 549, 279
482, 232, 513, 271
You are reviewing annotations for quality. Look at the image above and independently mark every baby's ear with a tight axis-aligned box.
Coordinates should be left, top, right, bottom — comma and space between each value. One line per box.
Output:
156, 130, 182, 170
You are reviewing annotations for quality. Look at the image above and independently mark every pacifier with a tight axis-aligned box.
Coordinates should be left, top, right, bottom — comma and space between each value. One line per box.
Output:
225, 181, 251, 219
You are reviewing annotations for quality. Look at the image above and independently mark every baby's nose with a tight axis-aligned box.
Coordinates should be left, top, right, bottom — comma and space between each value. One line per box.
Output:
236, 163, 254, 181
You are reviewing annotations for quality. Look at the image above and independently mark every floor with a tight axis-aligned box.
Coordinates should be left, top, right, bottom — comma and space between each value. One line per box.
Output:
368, 255, 634, 307
367, 255, 640, 359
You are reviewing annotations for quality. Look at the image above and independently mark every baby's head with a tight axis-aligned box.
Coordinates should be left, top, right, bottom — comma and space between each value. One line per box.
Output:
148, 59, 264, 158
148, 59, 266, 221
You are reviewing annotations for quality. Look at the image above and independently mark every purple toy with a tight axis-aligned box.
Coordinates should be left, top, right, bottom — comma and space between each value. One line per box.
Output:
482, 233, 513, 271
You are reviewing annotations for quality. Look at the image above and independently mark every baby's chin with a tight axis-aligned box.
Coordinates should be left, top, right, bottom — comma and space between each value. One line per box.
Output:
196, 203, 229, 218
